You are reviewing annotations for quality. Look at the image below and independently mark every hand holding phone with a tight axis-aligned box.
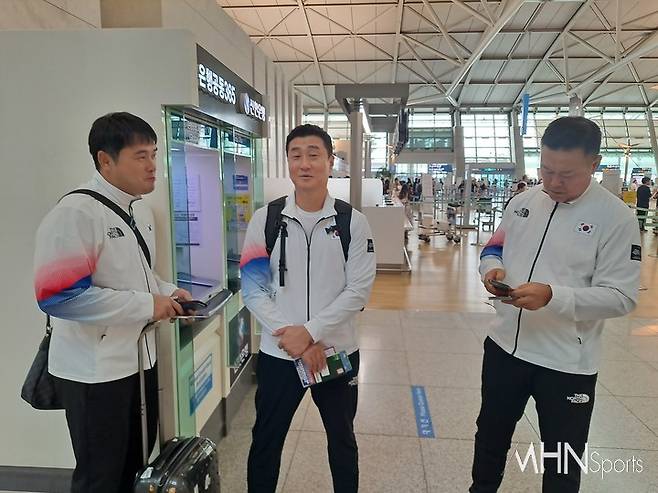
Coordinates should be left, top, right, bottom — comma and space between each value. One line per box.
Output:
487, 279, 515, 300
488, 280, 512, 294
175, 299, 208, 313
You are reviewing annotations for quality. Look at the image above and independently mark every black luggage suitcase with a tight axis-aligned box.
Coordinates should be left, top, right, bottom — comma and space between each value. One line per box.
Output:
134, 323, 221, 492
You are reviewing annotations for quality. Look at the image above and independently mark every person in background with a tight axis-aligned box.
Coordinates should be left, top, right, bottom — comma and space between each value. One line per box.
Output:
503, 181, 526, 210
636, 176, 652, 232
397, 183, 414, 225
33, 112, 191, 492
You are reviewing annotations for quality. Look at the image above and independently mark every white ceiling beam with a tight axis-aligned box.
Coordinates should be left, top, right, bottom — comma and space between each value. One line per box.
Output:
570, 30, 658, 93
586, 84, 637, 104
562, 34, 570, 93
290, 63, 314, 82
449, 0, 493, 27
361, 63, 393, 83
583, 72, 614, 105
628, 64, 650, 106
566, 32, 613, 63
248, 28, 653, 38
405, 6, 473, 56
269, 37, 315, 60
615, 0, 622, 62
545, 60, 565, 83
458, 70, 475, 105
420, 0, 464, 62
306, 7, 395, 61
255, 8, 298, 45
317, 35, 351, 59
294, 79, 658, 87
402, 34, 462, 67
402, 37, 458, 107
296, 0, 327, 108
480, 0, 494, 23
589, 2, 651, 108
296, 87, 326, 106
274, 56, 658, 64
514, 0, 595, 104
446, 0, 526, 98
408, 94, 449, 105
392, 0, 405, 83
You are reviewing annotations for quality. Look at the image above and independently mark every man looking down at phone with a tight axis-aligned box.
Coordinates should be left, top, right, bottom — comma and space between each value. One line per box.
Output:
470, 117, 641, 492
240, 124, 376, 493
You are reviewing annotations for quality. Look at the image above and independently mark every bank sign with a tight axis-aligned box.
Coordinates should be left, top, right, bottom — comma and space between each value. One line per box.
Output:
196, 48, 266, 123
238, 93, 266, 121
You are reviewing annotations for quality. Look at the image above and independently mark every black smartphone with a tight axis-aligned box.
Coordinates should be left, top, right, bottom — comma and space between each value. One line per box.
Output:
177, 300, 208, 312
489, 280, 512, 293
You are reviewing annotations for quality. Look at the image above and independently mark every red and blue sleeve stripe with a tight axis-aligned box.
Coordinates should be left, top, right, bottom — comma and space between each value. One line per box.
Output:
240, 246, 272, 295
35, 255, 95, 313
480, 228, 505, 260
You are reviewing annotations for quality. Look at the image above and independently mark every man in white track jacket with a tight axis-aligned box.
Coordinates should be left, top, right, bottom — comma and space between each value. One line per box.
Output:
34, 112, 191, 493
470, 117, 641, 492
241, 124, 376, 493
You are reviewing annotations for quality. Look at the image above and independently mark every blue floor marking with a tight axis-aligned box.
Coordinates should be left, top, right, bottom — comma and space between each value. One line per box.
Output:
411, 385, 435, 438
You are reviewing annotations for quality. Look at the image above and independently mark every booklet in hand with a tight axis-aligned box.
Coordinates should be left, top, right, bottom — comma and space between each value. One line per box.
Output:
294, 346, 353, 388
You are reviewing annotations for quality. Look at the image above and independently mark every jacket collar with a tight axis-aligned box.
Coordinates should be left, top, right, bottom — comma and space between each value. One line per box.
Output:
91, 171, 141, 209
540, 176, 596, 206
282, 191, 337, 219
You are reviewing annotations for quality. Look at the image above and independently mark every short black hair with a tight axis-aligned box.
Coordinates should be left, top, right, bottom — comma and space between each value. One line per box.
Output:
541, 116, 601, 155
642, 176, 651, 185
88, 112, 157, 170
286, 124, 333, 157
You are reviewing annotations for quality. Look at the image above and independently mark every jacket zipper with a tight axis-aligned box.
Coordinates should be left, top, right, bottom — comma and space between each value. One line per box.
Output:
281, 214, 335, 323
511, 202, 559, 355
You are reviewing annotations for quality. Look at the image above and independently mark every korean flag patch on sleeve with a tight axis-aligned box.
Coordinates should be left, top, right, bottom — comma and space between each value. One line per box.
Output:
631, 244, 642, 261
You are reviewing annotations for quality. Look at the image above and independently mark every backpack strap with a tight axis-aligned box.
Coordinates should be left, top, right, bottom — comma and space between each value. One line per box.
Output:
333, 199, 353, 262
265, 196, 288, 257
62, 189, 152, 268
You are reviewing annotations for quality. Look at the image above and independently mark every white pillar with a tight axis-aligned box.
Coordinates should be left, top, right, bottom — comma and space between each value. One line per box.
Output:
295, 93, 303, 128
364, 138, 372, 178
454, 125, 465, 184
387, 132, 395, 173
349, 110, 363, 210
647, 109, 658, 170
569, 95, 584, 117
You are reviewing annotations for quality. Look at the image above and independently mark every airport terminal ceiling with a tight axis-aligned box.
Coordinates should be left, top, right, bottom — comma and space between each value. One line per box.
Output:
218, 0, 658, 112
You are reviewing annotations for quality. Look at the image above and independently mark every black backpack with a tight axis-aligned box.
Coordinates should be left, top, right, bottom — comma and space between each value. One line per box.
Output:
264, 195, 352, 286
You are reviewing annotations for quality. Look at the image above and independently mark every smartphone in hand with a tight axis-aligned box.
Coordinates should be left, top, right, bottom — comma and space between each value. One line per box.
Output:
487, 280, 514, 301
489, 280, 512, 294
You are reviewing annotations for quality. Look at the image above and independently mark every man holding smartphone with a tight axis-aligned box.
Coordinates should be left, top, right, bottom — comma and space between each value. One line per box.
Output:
471, 117, 641, 492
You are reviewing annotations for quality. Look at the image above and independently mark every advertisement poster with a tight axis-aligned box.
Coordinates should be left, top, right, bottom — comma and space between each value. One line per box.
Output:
228, 306, 252, 386
233, 174, 249, 192
189, 353, 213, 415
225, 194, 252, 232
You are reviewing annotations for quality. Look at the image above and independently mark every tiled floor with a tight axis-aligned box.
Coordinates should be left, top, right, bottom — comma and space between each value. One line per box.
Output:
219, 310, 658, 492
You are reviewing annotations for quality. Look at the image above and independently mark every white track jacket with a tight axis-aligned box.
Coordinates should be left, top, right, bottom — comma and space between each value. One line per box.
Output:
480, 178, 641, 375
240, 194, 377, 360
34, 172, 176, 383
